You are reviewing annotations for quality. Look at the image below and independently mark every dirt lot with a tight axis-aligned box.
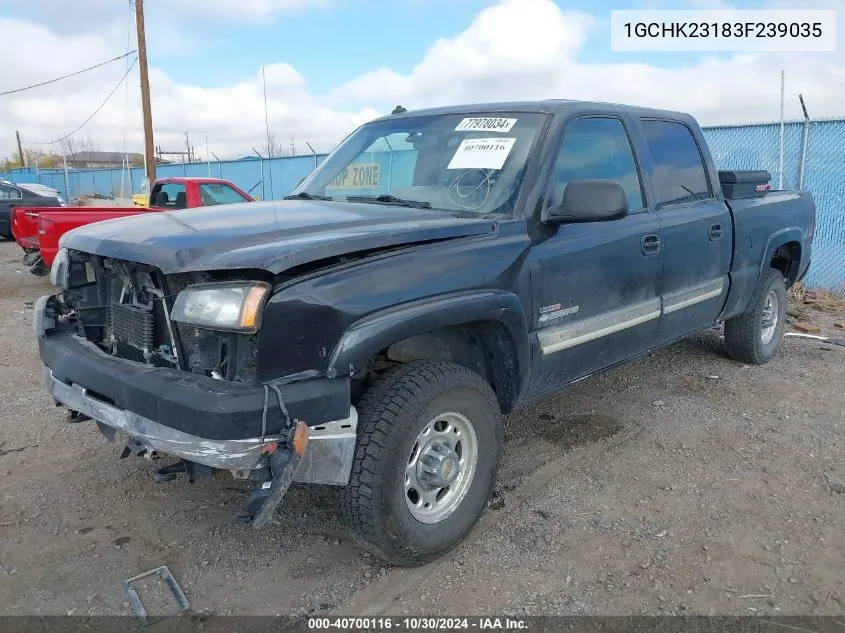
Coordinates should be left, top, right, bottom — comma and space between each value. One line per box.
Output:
0, 238, 842, 618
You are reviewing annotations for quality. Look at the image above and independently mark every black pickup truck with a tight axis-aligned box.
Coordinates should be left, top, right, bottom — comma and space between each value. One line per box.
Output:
36, 100, 815, 566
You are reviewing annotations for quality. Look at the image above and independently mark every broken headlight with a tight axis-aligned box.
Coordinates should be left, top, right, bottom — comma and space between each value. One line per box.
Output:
49, 247, 70, 289
171, 281, 271, 333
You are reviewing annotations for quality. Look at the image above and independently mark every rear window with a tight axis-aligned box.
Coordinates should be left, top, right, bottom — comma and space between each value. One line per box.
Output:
151, 183, 187, 208
199, 183, 247, 206
641, 120, 711, 208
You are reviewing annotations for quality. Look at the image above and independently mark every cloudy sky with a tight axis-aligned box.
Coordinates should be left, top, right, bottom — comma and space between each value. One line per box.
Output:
0, 0, 842, 160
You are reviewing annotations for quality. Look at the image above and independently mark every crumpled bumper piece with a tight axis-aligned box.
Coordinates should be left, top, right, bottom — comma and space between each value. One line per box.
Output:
43, 366, 284, 471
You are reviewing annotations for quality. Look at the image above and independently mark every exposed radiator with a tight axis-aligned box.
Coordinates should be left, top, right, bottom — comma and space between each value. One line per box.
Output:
111, 302, 154, 356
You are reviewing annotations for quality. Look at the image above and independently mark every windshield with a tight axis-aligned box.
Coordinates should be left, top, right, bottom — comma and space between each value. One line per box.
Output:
294, 112, 548, 214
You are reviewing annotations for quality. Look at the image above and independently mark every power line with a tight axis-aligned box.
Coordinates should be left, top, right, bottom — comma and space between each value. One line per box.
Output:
0, 50, 136, 97
24, 57, 138, 146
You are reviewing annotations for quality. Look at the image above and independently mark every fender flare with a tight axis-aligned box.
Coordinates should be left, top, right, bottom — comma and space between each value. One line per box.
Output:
326, 289, 532, 404
755, 227, 804, 292
729, 227, 803, 318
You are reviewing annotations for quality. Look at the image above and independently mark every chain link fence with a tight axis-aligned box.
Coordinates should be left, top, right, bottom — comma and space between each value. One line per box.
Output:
703, 119, 845, 291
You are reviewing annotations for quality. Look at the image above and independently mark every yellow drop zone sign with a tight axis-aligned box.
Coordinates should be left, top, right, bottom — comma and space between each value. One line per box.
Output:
326, 162, 381, 190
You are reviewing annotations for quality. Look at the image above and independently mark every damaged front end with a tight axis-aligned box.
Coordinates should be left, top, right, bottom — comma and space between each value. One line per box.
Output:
36, 248, 357, 526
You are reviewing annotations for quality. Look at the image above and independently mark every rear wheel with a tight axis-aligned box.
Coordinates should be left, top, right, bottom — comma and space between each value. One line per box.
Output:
724, 268, 787, 364
340, 361, 502, 566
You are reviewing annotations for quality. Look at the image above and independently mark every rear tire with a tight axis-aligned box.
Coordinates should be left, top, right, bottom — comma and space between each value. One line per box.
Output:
340, 361, 502, 566
724, 268, 787, 364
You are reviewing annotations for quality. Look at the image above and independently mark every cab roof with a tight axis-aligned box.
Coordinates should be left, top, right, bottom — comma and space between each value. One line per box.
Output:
372, 99, 695, 125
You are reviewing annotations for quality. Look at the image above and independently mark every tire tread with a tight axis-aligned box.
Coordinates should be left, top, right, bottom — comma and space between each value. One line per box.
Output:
724, 268, 786, 365
338, 360, 501, 566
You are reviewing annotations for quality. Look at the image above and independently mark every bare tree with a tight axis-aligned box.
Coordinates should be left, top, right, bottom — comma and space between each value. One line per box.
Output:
265, 132, 285, 158
57, 133, 101, 158
1, 148, 62, 170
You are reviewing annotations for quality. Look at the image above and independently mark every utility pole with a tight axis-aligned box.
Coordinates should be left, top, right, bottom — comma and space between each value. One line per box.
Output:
135, 0, 156, 183
15, 130, 26, 167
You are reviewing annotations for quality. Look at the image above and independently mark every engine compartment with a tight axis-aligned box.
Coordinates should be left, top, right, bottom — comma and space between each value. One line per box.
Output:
61, 250, 263, 383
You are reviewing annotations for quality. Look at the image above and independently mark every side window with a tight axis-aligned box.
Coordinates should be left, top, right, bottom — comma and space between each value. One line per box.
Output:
549, 117, 644, 212
152, 183, 187, 208
641, 120, 711, 208
199, 183, 248, 206
0, 185, 22, 199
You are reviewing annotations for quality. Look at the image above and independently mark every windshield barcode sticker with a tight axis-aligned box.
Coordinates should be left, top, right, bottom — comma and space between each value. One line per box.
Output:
447, 138, 516, 170
455, 117, 517, 133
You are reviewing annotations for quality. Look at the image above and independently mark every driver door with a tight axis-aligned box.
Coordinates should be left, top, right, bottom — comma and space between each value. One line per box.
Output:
526, 115, 663, 397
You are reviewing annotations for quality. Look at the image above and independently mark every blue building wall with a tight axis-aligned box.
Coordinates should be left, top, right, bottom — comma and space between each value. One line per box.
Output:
3, 119, 843, 289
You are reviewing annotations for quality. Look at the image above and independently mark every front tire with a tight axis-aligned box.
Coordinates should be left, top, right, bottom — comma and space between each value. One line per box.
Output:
724, 268, 787, 364
340, 361, 502, 566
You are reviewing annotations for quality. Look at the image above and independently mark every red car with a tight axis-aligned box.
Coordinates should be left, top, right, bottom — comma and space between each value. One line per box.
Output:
12, 177, 253, 276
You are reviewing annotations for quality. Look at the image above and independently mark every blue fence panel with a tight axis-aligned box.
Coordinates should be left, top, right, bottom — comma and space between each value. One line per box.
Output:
797, 121, 845, 291
0, 155, 330, 201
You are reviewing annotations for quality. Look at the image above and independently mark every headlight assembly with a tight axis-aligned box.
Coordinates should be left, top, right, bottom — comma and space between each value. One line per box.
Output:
171, 281, 271, 333
49, 248, 70, 289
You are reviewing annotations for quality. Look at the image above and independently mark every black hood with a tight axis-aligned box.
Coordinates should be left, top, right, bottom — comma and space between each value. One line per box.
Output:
60, 200, 497, 274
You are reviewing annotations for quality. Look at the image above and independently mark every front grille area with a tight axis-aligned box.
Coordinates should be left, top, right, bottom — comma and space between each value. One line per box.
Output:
65, 253, 260, 382
111, 303, 154, 360
96, 260, 177, 367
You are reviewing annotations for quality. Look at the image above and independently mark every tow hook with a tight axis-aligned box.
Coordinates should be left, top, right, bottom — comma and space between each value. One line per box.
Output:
153, 460, 213, 484
66, 409, 92, 424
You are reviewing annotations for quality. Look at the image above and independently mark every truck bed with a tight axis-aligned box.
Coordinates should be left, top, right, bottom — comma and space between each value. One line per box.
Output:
723, 189, 816, 318
12, 206, 153, 252
37, 208, 157, 267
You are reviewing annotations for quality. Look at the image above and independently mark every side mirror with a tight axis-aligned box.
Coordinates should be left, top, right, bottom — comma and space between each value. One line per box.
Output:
547, 179, 629, 225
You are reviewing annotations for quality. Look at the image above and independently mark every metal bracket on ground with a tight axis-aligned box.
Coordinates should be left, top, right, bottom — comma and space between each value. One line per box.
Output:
123, 565, 190, 627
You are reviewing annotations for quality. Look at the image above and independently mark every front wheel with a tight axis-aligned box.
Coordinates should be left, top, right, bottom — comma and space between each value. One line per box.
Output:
339, 361, 502, 566
724, 268, 787, 364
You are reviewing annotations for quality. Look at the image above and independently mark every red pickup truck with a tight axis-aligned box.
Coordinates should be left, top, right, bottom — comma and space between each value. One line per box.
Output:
13, 177, 253, 276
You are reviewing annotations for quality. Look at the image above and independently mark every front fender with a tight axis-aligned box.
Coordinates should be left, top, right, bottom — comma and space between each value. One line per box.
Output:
326, 289, 531, 401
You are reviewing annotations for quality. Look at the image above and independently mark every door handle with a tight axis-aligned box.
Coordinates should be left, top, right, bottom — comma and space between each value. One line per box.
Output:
709, 223, 723, 241
641, 233, 661, 255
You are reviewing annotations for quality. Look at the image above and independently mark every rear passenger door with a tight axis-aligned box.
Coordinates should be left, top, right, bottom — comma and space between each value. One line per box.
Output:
639, 119, 732, 342
526, 116, 663, 396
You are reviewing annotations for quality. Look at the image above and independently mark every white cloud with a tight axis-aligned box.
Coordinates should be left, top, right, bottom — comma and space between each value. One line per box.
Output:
334, 0, 845, 124
169, 0, 336, 20
1, 0, 843, 162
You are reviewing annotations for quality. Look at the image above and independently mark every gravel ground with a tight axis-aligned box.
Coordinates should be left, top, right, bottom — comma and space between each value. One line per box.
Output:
0, 238, 842, 618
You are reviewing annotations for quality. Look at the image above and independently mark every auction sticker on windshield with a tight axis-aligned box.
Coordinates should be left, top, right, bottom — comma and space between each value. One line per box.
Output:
447, 138, 516, 170
455, 117, 517, 133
